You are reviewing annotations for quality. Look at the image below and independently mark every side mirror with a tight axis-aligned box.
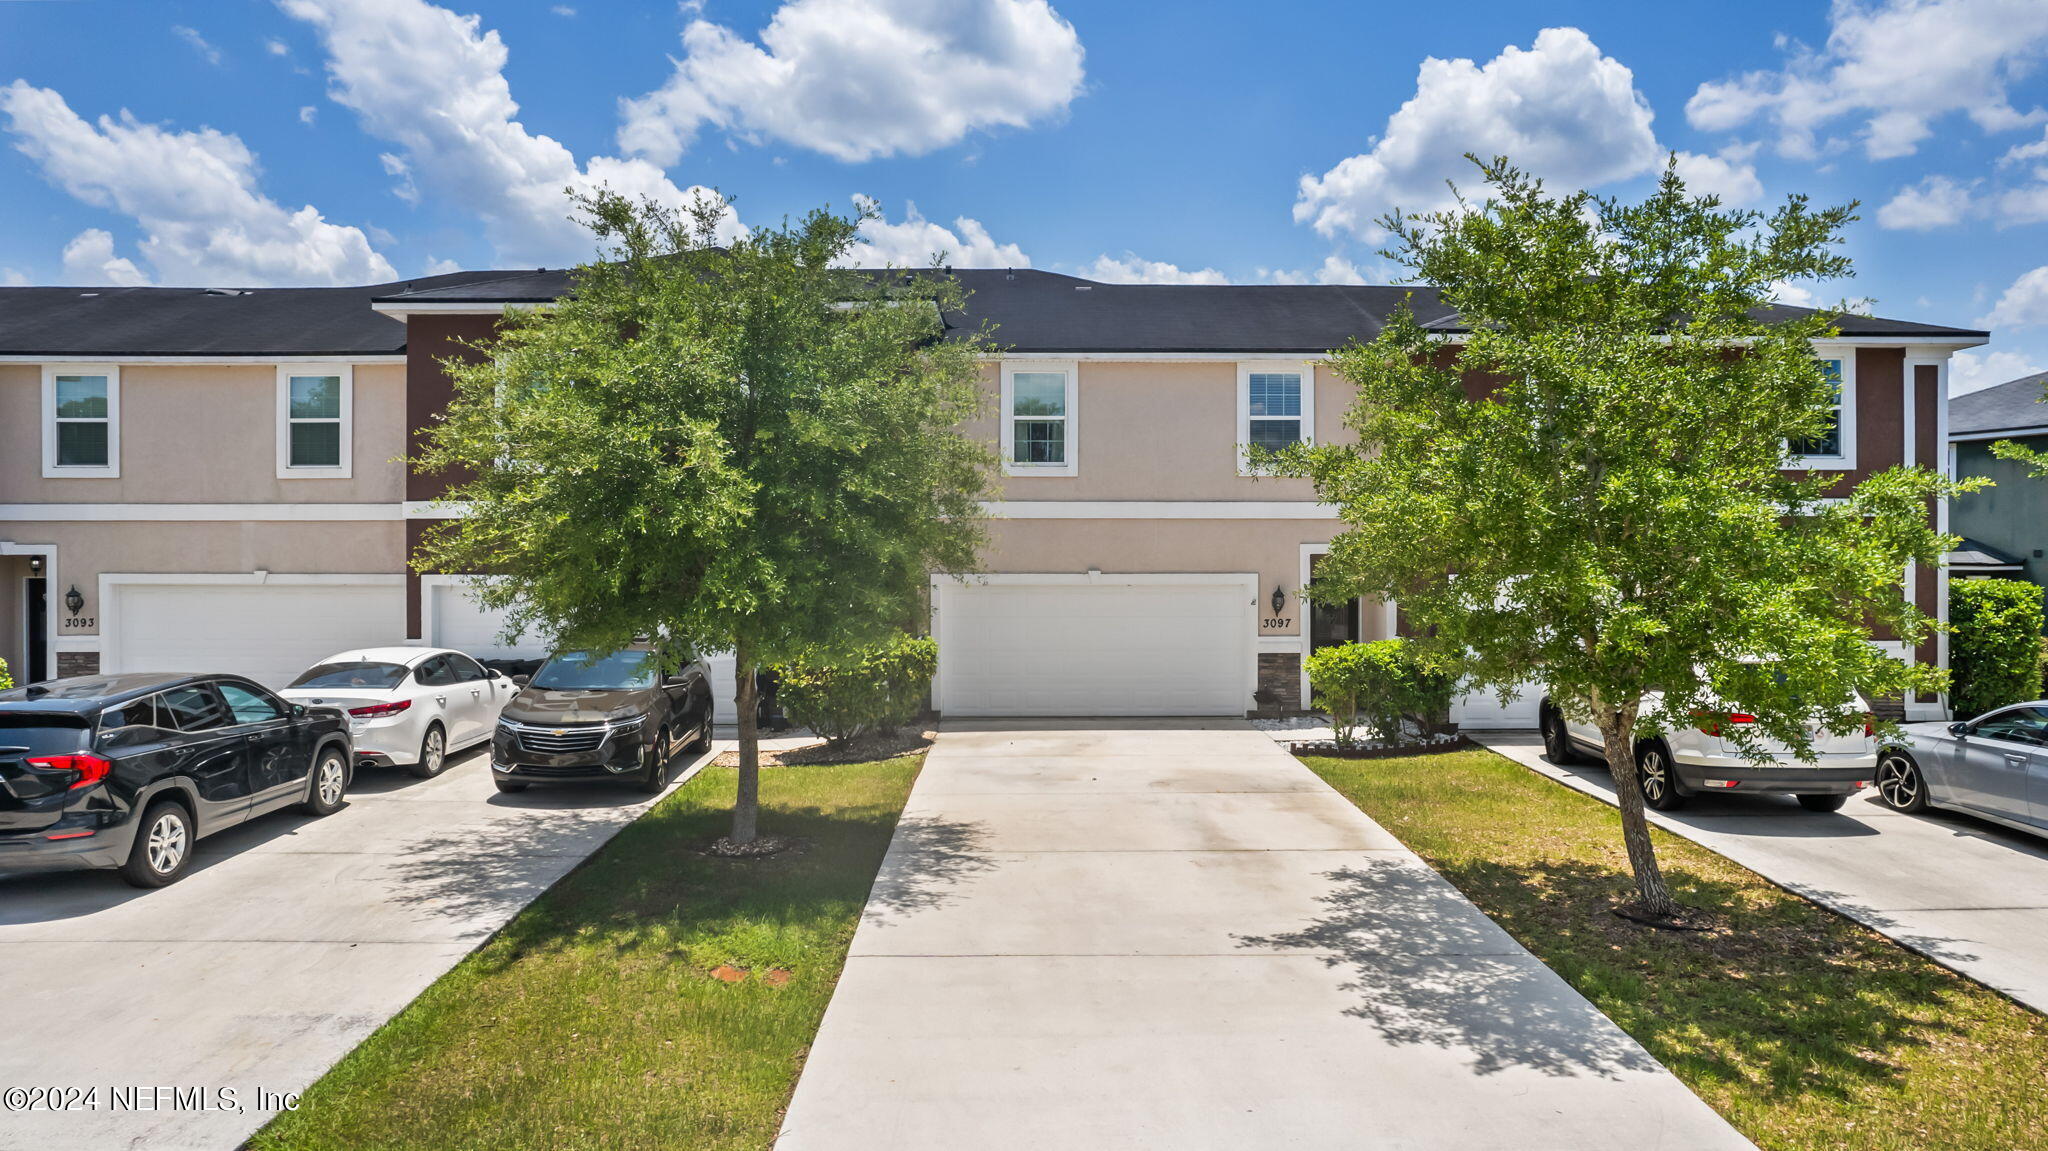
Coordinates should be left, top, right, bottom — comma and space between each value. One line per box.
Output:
489, 669, 506, 680
1949, 721, 1971, 737
293, 703, 308, 718
512, 675, 531, 687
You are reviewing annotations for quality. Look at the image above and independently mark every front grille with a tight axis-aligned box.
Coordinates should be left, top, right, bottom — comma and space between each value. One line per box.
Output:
505, 721, 607, 753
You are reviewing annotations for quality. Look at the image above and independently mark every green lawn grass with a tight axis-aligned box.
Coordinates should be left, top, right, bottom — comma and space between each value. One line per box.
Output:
250, 756, 922, 1151
1304, 749, 2048, 1151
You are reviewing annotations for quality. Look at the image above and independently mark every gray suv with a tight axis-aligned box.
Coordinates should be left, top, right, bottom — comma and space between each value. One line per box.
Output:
489, 645, 713, 794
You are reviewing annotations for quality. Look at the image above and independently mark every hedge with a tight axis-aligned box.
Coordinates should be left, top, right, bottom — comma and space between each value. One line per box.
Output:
1303, 638, 1455, 750
774, 635, 938, 747
1950, 578, 2045, 719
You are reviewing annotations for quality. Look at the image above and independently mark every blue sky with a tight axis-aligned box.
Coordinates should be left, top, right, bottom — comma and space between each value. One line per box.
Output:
4, 0, 2048, 391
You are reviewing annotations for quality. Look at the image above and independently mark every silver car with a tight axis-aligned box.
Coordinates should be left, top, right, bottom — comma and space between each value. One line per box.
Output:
1878, 703, 2048, 837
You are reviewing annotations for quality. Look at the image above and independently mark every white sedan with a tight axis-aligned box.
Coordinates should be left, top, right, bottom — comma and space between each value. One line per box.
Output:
280, 647, 517, 778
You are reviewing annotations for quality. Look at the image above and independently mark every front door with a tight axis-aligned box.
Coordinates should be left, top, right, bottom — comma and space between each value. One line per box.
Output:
24, 577, 47, 683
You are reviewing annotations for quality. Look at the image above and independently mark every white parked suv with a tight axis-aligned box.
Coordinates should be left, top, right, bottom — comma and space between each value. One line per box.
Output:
280, 647, 516, 778
1538, 692, 1878, 812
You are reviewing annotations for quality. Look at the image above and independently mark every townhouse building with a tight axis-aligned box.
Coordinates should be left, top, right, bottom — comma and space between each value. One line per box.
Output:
0, 269, 1985, 723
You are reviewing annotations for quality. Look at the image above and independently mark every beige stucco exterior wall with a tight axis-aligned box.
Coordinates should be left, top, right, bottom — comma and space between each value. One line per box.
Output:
977, 516, 1389, 639
0, 362, 406, 504
966, 360, 1357, 502
0, 520, 405, 638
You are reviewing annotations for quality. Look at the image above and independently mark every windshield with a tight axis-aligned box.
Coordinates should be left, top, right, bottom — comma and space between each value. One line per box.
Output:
289, 662, 410, 690
531, 650, 657, 692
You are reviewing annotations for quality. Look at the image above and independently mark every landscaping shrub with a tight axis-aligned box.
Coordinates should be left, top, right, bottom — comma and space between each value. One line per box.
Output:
1950, 578, 2045, 718
775, 635, 938, 747
0, 657, 10, 691
1303, 638, 1454, 749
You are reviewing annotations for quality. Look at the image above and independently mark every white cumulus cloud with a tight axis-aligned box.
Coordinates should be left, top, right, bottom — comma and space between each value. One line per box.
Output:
848, 197, 1030, 267
1981, 265, 2048, 329
1877, 174, 1977, 229
1670, 145, 1764, 206
282, 0, 742, 268
61, 228, 152, 286
1951, 348, 2045, 394
1295, 28, 1667, 241
618, 0, 1085, 165
1687, 0, 2048, 160
1077, 253, 1229, 285
0, 79, 395, 285
1260, 255, 1373, 285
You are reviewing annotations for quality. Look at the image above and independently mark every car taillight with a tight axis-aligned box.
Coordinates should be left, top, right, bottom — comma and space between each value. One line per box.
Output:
27, 754, 114, 790
1864, 714, 1875, 738
348, 699, 413, 718
1693, 712, 1757, 737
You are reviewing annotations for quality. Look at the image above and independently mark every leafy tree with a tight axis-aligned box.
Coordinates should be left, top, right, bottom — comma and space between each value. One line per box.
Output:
1287, 158, 1964, 917
1948, 579, 2045, 718
413, 192, 994, 845
0, 656, 12, 691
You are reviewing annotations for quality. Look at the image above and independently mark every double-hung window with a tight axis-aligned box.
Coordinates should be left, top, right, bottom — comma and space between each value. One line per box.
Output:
1786, 350, 1855, 470
277, 364, 353, 478
1238, 362, 1314, 473
1001, 361, 1078, 476
42, 365, 119, 477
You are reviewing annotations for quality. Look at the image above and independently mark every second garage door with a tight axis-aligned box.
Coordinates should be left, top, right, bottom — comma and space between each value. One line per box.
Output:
934, 577, 1256, 717
102, 577, 406, 689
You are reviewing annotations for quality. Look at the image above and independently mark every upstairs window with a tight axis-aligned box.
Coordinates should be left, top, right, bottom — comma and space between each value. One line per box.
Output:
1786, 352, 1855, 470
42, 365, 119, 477
1001, 361, 1078, 476
1239, 362, 1314, 473
277, 365, 353, 478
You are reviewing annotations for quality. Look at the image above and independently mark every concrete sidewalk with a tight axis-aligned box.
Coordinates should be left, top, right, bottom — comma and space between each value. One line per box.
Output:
1478, 731, 2048, 1013
777, 720, 1751, 1151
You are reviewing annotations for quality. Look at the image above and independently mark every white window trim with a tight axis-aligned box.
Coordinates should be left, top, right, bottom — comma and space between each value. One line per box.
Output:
42, 364, 119, 478
1238, 361, 1315, 476
276, 364, 353, 479
1786, 346, 1856, 472
1000, 360, 1078, 477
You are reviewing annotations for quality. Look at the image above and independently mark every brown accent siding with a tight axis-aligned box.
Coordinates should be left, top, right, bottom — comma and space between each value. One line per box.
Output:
1916, 361, 1942, 666
406, 314, 500, 501
405, 518, 431, 640
1849, 347, 1904, 485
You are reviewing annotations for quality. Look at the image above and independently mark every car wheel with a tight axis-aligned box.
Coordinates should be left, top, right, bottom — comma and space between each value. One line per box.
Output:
687, 711, 713, 754
638, 729, 673, 794
1796, 793, 1849, 812
300, 746, 350, 815
1635, 744, 1688, 811
494, 778, 528, 793
408, 724, 448, 780
120, 800, 195, 888
1540, 708, 1580, 765
1875, 752, 1928, 813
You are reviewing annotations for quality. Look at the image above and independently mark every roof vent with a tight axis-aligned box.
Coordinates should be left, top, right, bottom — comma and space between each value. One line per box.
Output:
1074, 285, 1091, 291
1005, 268, 1016, 280
204, 288, 250, 297
79, 292, 99, 298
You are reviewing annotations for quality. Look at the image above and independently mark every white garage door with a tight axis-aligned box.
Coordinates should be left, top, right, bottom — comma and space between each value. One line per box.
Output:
104, 578, 406, 689
424, 577, 550, 660
935, 578, 1255, 717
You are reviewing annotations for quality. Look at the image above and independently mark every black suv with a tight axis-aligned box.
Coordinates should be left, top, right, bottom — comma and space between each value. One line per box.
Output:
0, 674, 353, 887
491, 645, 713, 794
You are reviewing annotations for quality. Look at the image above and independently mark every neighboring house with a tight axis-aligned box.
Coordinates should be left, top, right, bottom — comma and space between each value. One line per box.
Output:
0, 271, 1985, 723
1949, 371, 2048, 591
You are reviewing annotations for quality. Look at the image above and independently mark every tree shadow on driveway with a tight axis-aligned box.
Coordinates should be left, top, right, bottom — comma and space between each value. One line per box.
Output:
1237, 855, 1664, 1079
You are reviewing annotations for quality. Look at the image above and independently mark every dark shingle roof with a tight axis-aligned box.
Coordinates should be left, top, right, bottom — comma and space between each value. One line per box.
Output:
0, 267, 1991, 357
1951, 371, 2048, 437
0, 272, 511, 356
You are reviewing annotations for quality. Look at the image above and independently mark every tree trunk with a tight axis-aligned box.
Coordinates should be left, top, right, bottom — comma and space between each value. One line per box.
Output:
1592, 698, 1677, 918
731, 643, 760, 845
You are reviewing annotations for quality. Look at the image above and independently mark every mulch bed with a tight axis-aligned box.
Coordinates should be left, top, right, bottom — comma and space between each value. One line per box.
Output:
711, 728, 935, 768
1288, 733, 1476, 759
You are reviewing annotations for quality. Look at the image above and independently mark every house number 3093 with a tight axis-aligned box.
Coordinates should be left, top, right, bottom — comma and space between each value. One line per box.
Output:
1262, 617, 1292, 629
65, 616, 95, 628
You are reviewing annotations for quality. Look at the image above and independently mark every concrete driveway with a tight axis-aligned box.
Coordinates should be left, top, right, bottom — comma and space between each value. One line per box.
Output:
1477, 733, 2048, 1013
777, 720, 1750, 1151
0, 742, 716, 1151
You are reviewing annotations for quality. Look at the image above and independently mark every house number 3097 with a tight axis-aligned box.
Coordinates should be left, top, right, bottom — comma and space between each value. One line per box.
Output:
1262, 617, 1292, 629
